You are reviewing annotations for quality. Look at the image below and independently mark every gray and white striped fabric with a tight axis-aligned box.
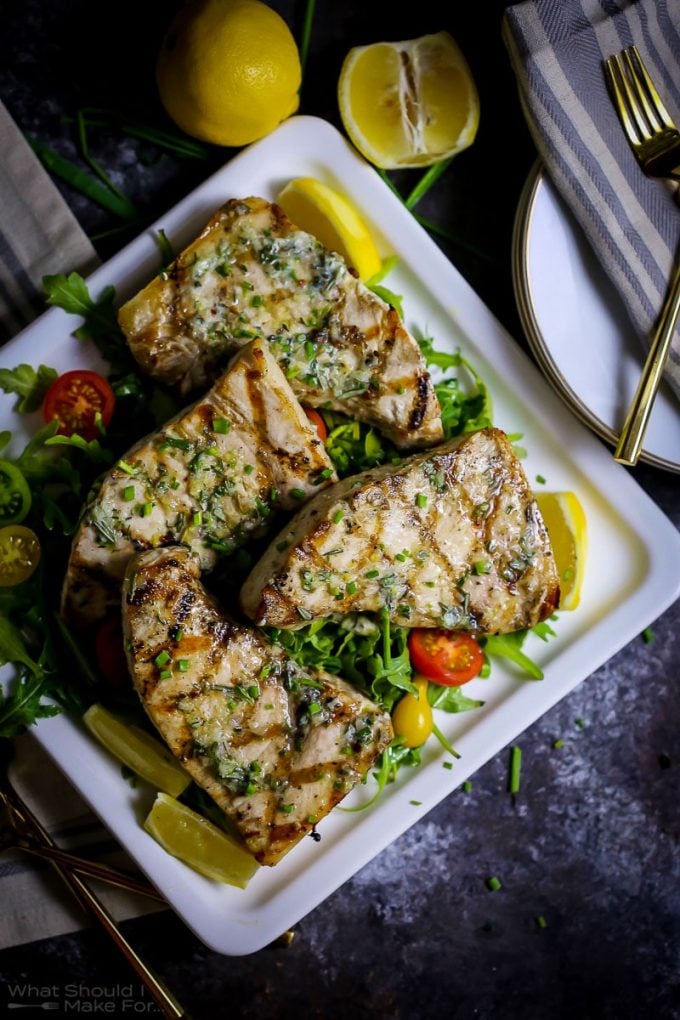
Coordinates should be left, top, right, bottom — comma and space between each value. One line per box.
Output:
0, 99, 98, 340
503, 0, 680, 401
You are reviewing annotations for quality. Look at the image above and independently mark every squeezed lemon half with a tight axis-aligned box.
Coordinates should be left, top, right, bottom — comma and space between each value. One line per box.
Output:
144, 792, 259, 887
535, 491, 588, 611
338, 31, 480, 169
83, 704, 190, 798
277, 177, 382, 281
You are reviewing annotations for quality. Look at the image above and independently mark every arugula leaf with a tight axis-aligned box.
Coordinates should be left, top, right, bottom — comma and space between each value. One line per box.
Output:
482, 632, 544, 681
0, 364, 57, 413
418, 335, 462, 372
43, 273, 133, 373
323, 413, 398, 477
0, 670, 62, 738
428, 683, 484, 713
0, 617, 42, 676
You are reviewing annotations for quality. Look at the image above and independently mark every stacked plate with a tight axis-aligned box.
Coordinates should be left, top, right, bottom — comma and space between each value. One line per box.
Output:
512, 162, 680, 474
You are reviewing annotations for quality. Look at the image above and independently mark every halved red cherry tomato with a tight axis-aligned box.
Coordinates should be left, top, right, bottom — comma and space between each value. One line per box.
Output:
408, 629, 484, 686
303, 407, 328, 442
0, 459, 31, 524
43, 370, 115, 441
0, 525, 41, 587
95, 617, 129, 689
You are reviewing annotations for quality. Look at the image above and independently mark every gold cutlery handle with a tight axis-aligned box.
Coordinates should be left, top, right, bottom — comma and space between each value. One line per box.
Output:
615, 260, 680, 465
15, 842, 165, 901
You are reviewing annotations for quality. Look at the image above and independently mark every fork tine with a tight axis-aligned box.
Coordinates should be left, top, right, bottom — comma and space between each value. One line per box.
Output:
626, 45, 676, 131
604, 53, 648, 144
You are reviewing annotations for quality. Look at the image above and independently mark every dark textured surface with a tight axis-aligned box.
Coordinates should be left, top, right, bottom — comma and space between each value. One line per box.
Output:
1, 2, 679, 1018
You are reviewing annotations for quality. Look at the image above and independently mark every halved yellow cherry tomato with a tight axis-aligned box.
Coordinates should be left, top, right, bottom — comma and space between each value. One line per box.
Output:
0, 525, 41, 587
391, 676, 433, 748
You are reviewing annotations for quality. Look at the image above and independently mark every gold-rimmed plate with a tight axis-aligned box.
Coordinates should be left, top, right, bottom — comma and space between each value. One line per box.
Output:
513, 162, 680, 474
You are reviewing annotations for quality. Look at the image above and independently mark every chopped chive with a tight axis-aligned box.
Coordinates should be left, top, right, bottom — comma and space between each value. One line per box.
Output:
142, 501, 153, 517
320, 468, 333, 479
332, 509, 344, 524
486, 876, 502, 892
508, 745, 522, 795
154, 650, 171, 667
641, 626, 655, 644
159, 669, 172, 681
177, 659, 190, 673
173, 627, 184, 643
308, 702, 322, 715
244, 782, 258, 796
291, 488, 307, 500
250, 294, 263, 307
304, 339, 315, 360
212, 417, 231, 434
244, 464, 254, 474
270, 487, 279, 503
535, 474, 546, 485
395, 552, 407, 562
409, 800, 422, 806
575, 717, 585, 729
118, 459, 135, 475
415, 493, 428, 509
553, 738, 564, 749
307, 814, 318, 825
473, 559, 491, 575
247, 684, 260, 699
365, 569, 380, 579
462, 780, 472, 793
193, 511, 202, 526
280, 803, 295, 814
442, 761, 453, 770
535, 915, 548, 928
122, 485, 135, 502
346, 581, 358, 595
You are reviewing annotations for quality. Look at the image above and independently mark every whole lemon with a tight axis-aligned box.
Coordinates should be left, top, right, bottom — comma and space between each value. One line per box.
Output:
156, 0, 301, 147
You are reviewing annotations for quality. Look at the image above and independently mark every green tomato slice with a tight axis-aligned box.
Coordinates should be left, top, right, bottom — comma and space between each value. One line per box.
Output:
0, 459, 31, 524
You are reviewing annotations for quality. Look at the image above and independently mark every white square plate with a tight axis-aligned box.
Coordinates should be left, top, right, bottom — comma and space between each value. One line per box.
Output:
2, 116, 679, 955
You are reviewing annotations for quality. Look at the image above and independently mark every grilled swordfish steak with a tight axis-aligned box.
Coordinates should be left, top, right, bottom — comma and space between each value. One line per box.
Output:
62, 339, 336, 628
123, 547, 392, 865
241, 428, 560, 634
117, 197, 442, 449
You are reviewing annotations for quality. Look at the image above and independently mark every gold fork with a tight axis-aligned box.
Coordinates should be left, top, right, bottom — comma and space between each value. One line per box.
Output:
604, 45, 680, 182
603, 45, 680, 466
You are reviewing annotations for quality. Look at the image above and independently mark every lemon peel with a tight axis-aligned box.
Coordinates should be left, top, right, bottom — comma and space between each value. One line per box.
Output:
156, 0, 301, 147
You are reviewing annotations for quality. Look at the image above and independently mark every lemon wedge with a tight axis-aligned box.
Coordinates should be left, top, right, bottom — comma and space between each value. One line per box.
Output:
144, 792, 259, 887
338, 31, 480, 169
535, 491, 588, 611
83, 704, 190, 798
277, 177, 382, 280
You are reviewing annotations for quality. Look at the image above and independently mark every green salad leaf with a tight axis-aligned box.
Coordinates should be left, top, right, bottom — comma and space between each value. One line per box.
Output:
44, 272, 134, 373
0, 364, 57, 413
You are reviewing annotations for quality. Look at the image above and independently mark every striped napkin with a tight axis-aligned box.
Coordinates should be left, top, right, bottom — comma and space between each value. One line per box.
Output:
503, 0, 680, 402
0, 99, 165, 947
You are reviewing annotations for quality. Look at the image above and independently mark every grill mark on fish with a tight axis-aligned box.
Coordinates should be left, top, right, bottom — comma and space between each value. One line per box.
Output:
123, 546, 392, 865
241, 428, 560, 633
118, 197, 442, 449
61, 339, 336, 628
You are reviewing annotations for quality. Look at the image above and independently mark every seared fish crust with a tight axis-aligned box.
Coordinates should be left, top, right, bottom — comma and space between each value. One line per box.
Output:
240, 428, 560, 634
123, 547, 392, 865
62, 339, 335, 628
118, 197, 442, 449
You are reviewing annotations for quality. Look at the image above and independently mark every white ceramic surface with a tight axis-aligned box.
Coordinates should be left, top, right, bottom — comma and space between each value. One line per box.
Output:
516, 166, 680, 472
2, 117, 680, 956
